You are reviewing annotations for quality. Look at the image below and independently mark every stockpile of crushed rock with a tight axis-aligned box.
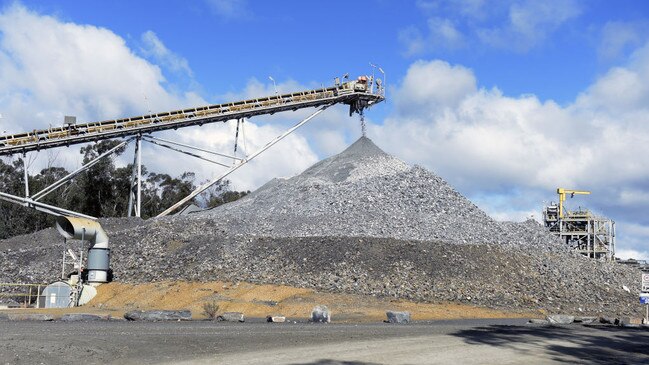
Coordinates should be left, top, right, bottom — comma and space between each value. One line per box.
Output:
200, 137, 564, 251
0, 137, 642, 316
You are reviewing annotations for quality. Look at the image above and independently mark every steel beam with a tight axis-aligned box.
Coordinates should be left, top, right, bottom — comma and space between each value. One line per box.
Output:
144, 136, 242, 161
143, 138, 230, 168
32, 139, 132, 201
0, 191, 96, 219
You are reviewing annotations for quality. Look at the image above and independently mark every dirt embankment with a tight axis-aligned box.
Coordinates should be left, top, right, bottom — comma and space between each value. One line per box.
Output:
2, 281, 539, 321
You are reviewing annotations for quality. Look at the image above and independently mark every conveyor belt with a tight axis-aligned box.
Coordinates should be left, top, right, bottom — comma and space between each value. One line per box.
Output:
0, 81, 383, 156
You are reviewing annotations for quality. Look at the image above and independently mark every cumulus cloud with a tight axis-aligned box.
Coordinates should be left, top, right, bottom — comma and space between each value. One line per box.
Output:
399, 17, 465, 56
401, 0, 581, 54
370, 45, 649, 257
205, 0, 250, 20
598, 21, 648, 61
477, 0, 581, 51
0, 4, 320, 196
140, 30, 193, 78
0, 4, 203, 134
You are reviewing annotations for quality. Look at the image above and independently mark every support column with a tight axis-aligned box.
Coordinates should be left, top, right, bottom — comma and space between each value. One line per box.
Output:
136, 136, 142, 217
22, 153, 29, 198
127, 136, 142, 217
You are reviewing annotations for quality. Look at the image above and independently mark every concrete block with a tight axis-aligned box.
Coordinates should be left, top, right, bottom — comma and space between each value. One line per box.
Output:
217, 312, 245, 322
266, 316, 286, 323
620, 316, 643, 326
546, 314, 575, 324
574, 316, 598, 324
311, 305, 330, 323
124, 310, 191, 321
60, 313, 106, 322
386, 311, 410, 324
7, 313, 54, 321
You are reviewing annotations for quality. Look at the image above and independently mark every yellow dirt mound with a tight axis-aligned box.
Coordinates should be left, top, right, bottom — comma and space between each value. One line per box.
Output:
2, 281, 541, 321
87, 281, 538, 321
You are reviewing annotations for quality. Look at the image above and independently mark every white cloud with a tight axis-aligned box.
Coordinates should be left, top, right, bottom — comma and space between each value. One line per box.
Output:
396, 60, 476, 115
399, 17, 465, 55
140, 30, 193, 78
615, 249, 649, 261
477, 0, 581, 51
371, 42, 649, 259
0, 4, 321, 197
403, 0, 581, 54
0, 4, 203, 134
598, 21, 648, 61
205, 0, 250, 20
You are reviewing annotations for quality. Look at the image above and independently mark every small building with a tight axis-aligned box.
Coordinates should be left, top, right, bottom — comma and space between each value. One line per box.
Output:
38, 281, 72, 308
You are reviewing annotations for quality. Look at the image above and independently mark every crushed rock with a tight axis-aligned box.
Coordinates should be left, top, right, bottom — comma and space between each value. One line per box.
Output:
0, 137, 643, 316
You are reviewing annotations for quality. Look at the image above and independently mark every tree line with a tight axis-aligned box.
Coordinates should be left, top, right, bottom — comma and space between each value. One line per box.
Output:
0, 140, 249, 239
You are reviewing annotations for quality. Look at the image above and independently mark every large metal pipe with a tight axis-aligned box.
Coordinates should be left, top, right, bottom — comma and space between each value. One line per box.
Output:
55, 216, 110, 284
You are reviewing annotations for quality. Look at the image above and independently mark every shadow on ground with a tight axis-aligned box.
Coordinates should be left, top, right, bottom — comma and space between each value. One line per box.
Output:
294, 361, 381, 365
451, 324, 649, 364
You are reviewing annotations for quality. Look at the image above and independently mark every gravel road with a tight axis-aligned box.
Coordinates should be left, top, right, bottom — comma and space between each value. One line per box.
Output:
1, 319, 648, 365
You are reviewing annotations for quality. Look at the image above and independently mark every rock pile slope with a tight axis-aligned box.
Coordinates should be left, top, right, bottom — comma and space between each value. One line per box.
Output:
0, 137, 642, 316
201, 137, 562, 250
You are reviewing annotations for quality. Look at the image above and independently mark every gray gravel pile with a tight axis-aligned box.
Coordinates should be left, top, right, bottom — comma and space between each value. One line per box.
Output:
0, 137, 643, 316
200, 137, 564, 250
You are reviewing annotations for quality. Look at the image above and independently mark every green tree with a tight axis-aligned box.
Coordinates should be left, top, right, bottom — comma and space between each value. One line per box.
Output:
78, 140, 126, 217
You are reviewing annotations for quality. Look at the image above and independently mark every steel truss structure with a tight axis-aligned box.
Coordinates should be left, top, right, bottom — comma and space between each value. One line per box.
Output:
543, 204, 616, 260
0, 74, 385, 220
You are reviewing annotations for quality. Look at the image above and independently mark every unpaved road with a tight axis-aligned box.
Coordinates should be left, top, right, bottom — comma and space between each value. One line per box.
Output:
1, 319, 648, 364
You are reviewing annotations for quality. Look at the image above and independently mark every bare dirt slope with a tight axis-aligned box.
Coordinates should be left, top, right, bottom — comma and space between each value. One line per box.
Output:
3, 280, 537, 322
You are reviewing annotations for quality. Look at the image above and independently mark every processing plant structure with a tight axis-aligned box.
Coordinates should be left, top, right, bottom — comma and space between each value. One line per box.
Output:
0, 71, 385, 306
543, 188, 616, 261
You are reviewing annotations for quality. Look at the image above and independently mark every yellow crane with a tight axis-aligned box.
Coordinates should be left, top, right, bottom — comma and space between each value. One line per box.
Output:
557, 188, 591, 218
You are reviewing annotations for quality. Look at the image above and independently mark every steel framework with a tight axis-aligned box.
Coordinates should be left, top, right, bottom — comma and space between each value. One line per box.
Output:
0, 74, 385, 219
543, 204, 616, 260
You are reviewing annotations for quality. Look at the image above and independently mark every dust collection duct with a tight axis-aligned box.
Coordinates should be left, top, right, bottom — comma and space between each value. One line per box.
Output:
55, 216, 110, 284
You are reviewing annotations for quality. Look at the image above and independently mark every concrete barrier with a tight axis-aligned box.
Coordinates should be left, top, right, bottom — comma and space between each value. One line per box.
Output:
124, 310, 191, 321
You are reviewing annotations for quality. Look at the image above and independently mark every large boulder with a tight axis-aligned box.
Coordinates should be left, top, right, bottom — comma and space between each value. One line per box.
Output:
217, 312, 245, 322
386, 311, 410, 324
311, 305, 331, 323
60, 313, 106, 322
266, 316, 286, 323
7, 313, 54, 321
124, 310, 191, 321
546, 314, 575, 325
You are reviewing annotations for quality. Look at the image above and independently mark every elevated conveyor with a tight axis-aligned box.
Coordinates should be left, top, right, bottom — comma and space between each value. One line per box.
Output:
0, 77, 383, 156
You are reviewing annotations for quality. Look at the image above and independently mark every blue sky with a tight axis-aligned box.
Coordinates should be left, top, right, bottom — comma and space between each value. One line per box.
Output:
1, 0, 649, 259
15, 0, 643, 104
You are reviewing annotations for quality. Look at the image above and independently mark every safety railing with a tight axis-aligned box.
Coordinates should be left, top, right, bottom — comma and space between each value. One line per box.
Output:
0, 283, 46, 308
